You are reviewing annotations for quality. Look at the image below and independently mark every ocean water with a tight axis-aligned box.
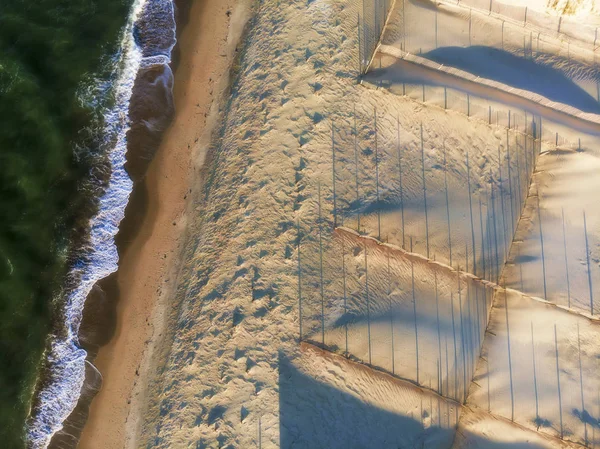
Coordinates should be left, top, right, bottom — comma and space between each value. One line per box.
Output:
0, 0, 175, 447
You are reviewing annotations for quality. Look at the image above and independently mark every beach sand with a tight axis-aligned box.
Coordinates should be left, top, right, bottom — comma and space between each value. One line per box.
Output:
74, 0, 600, 447
78, 1, 252, 448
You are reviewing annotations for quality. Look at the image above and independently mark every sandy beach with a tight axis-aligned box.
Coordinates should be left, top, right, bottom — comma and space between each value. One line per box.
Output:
78, 1, 252, 448
68, 0, 600, 448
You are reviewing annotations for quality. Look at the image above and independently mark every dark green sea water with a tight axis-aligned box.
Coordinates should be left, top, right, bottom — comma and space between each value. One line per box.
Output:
0, 1, 131, 446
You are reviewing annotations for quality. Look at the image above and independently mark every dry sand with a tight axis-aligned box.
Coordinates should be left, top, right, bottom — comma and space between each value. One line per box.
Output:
127, 0, 600, 447
71, 0, 600, 447
78, 1, 251, 448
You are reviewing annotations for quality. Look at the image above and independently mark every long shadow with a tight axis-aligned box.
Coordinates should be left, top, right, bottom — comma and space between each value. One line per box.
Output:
330, 303, 469, 340
367, 55, 600, 136
423, 46, 600, 114
573, 408, 600, 428
344, 194, 446, 220
456, 430, 568, 449
279, 351, 567, 449
304, 295, 485, 402
278, 351, 455, 449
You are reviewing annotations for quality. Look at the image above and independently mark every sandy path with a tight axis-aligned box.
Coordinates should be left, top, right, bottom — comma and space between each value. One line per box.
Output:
78, 1, 248, 448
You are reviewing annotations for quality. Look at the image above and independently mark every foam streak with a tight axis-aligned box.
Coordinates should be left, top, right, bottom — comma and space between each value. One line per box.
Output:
26, 1, 176, 448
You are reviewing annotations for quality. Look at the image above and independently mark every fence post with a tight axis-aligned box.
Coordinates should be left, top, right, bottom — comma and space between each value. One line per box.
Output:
487, 356, 491, 412
421, 124, 430, 258
445, 337, 450, 402
457, 272, 468, 403
483, 283, 489, 320
342, 233, 348, 354
444, 142, 453, 266
451, 292, 459, 400
506, 134, 515, 239
531, 322, 539, 426
523, 128, 530, 191
444, 87, 447, 109
578, 323, 588, 445
596, 386, 600, 449
435, 272, 442, 380
534, 122, 539, 167
465, 257, 475, 378
514, 132, 523, 215
505, 287, 515, 421
362, 0, 368, 63
332, 119, 337, 228
435, 9, 438, 49
538, 115, 543, 151
489, 105, 492, 124
357, 14, 362, 76
497, 149, 508, 261
365, 242, 372, 364
318, 182, 325, 346
474, 280, 482, 353
412, 258, 420, 384
536, 186, 547, 301
479, 196, 487, 281
397, 116, 405, 249
354, 105, 361, 232
518, 245, 524, 292
484, 188, 492, 283
466, 94, 470, 117
383, 251, 394, 374
558, 16, 562, 34
467, 152, 477, 275
297, 219, 303, 341
529, 32, 533, 60
561, 209, 571, 308
402, 0, 406, 51
374, 108, 381, 240
469, 9, 472, 47
486, 193, 495, 284
490, 181, 501, 283
554, 324, 564, 439
465, 249, 470, 379
584, 211, 594, 315
437, 358, 442, 397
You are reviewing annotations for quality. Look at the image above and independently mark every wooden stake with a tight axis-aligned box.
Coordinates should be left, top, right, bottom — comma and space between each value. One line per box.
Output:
421, 123, 430, 258
444, 142, 453, 266
584, 211, 594, 315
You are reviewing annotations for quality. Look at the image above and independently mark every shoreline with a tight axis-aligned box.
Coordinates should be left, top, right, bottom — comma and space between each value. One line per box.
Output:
77, 1, 251, 448
31, 2, 178, 447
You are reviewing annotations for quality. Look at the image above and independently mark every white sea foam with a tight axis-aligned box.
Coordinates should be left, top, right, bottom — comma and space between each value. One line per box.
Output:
26, 1, 176, 448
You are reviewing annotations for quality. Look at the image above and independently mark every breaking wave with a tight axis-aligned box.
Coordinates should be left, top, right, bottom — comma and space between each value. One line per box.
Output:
26, 1, 176, 448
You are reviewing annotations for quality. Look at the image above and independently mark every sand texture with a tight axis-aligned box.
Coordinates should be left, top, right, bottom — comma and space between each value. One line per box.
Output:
79, 0, 600, 448
77, 1, 253, 448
